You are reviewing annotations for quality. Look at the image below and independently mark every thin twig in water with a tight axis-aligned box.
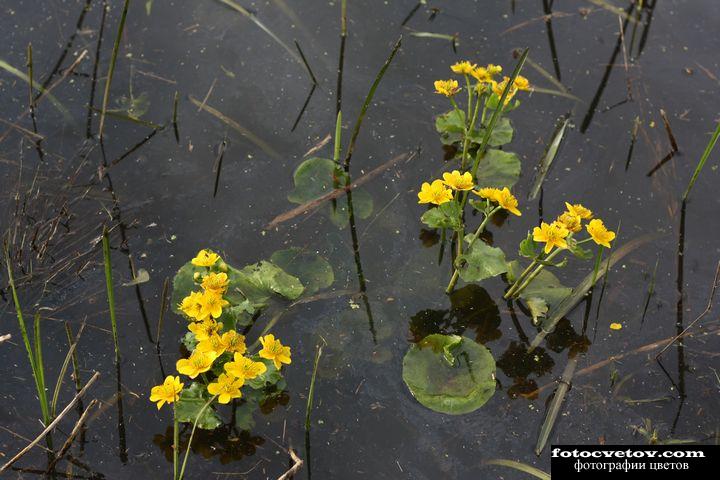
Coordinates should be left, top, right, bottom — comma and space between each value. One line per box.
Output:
46, 399, 98, 471
656, 260, 720, 358
277, 448, 303, 480
0, 371, 100, 473
265, 151, 413, 230
660, 109, 679, 152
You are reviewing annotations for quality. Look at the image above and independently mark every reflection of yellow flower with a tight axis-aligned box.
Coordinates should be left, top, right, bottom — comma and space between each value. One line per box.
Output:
564, 202, 593, 220
207, 373, 243, 404
201, 272, 229, 295
442, 170, 474, 191
532, 221, 570, 253
188, 318, 220, 342
149, 375, 183, 410
259, 334, 292, 370
176, 350, 218, 379
472, 187, 521, 216
586, 219, 616, 248
609, 322, 622, 330
220, 330, 246, 355
224, 353, 267, 380
199, 291, 229, 319
557, 212, 581, 233
451, 61, 477, 75
434, 79, 460, 97
191, 249, 220, 267
418, 180, 454, 205
179, 291, 205, 320
196, 333, 227, 356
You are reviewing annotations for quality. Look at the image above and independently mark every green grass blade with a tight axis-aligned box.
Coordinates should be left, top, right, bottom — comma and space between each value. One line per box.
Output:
51, 325, 83, 417
102, 226, 120, 362
305, 344, 323, 432
485, 459, 551, 480
342, 36, 402, 172
471, 48, 529, 178
0, 59, 70, 118
528, 114, 569, 200
98, 0, 131, 140
682, 121, 720, 201
33, 312, 50, 424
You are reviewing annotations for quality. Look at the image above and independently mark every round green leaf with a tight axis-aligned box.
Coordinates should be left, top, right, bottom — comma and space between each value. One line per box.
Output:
402, 334, 496, 414
287, 157, 346, 204
270, 248, 334, 295
475, 149, 521, 189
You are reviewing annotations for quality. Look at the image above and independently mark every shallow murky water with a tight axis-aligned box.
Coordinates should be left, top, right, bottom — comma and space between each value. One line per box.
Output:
1, 0, 720, 478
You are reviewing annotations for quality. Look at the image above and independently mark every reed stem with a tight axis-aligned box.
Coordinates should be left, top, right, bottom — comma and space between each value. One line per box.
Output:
98, 0, 131, 140
102, 226, 120, 363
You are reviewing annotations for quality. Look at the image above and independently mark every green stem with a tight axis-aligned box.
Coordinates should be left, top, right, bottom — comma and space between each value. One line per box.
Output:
178, 395, 217, 480
102, 226, 120, 363
511, 248, 564, 299
446, 207, 500, 294
591, 245, 604, 286
504, 258, 539, 300
173, 403, 179, 480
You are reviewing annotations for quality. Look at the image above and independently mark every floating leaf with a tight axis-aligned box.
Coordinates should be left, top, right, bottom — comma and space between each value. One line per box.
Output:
270, 248, 334, 296
229, 261, 304, 305
475, 149, 521, 189
518, 268, 571, 313
402, 334, 496, 414
421, 202, 462, 231
525, 297, 549, 324
175, 382, 222, 430
458, 236, 508, 282
328, 189, 373, 228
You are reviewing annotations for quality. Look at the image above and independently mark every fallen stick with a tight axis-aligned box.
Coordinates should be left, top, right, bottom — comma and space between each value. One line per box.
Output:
265, 151, 415, 230
46, 399, 98, 471
277, 448, 303, 480
0, 371, 100, 473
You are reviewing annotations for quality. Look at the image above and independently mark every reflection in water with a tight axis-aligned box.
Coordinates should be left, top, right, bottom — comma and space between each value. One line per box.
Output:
409, 285, 501, 343
153, 425, 264, 465
497, 341, 554, 399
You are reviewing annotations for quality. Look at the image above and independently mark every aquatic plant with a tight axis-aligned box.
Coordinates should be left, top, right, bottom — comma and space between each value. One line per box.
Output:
152, 248, 300, 479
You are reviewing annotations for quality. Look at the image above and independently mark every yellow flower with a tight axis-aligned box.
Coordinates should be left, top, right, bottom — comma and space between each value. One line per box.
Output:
179, 291, 206, 321
586, 219, 616, 248
207, 373, 243, 404
471, 187, 521, 216
224, 353, 267, 380
450, 61, 477, 75
494, 187, 522, 216
220, 330, 246, 355
188, 318, 221, 342
176, 350, 218, 379
258, 334, 292, 370
191, 249, 220, 267
470, 64, 500, 84
196, 333, 227, 356
442, 170, 475, 191
556, 212, 582, 233
201, 272, 229, 295
418, 179, 454, 205
434, 79, 460, 97
532, 221, 570, 254
149, 375, 183, 410
513, 75, 531, 91
486, 64, 502, 76
564, 202, 593, 220
492, 77, 518, 105
472, 187, 501, 202
609, 323, 623, 330
198, 290, 229, 319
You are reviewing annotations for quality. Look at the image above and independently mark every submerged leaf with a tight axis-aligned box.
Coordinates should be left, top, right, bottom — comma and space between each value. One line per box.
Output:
458, 236, 508, 282
287, 157, 343, 204
525, 297, 549, 324
402, 334, 496, 414
475, 149, 521, 189
270, 248, 334, 295
175, 382, 222, 430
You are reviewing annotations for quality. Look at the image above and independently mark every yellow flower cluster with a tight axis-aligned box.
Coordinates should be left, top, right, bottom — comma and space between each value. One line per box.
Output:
149, 249, 293, 410
532, 203, 615, 253
417, 172, 522, 217
437, 60, 530, 104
